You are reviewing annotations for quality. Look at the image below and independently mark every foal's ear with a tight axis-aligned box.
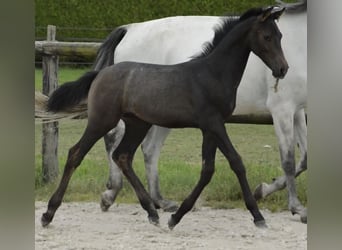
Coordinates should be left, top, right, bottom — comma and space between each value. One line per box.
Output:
258, 7, 274, 22
271, 7, 286, 21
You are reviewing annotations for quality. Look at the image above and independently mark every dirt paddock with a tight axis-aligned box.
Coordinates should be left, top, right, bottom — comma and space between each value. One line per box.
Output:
35, 201, 307, 250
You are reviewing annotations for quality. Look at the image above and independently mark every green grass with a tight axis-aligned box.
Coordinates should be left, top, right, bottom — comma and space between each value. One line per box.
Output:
35, 67, 307, 212
35, 66, 91, 91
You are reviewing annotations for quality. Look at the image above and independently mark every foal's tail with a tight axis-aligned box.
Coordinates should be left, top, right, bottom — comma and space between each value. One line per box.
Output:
35, 26, 127, 123
47, 71, 99, 112
35, 71, 98, 123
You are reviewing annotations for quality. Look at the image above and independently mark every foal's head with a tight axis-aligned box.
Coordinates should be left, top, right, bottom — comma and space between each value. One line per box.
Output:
245, 7, 288, 79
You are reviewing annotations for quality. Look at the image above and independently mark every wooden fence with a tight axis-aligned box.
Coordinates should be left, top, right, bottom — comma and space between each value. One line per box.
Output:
36, 25, 101, 183
36, 25, 275, 183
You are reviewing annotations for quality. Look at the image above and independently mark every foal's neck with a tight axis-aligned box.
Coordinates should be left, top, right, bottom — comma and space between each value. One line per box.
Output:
205, 19, 254, 88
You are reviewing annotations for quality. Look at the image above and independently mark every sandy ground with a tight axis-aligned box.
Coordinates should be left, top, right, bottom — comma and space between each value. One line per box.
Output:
35, 201, 307, 250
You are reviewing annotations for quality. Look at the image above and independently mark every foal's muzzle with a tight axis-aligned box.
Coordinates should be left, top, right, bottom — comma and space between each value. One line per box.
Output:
272, 61, 289, 79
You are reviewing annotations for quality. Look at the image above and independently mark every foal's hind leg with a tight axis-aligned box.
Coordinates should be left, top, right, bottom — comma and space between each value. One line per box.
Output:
113, 118, 159, 225
41, 123, 116, 227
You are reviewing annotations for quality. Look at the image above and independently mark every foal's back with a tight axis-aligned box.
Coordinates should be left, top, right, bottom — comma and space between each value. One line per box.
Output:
88, 62, 200, 128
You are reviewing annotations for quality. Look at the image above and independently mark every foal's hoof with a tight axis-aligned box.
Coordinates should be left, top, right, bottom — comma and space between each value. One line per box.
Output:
168, 214, 178, 230
148, 215, 160, 226
254, 219, 267, 229
41, 213, 52, 227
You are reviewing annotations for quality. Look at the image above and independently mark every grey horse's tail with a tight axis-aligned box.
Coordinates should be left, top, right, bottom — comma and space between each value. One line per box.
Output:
93, 26, 127, 70
47, 71, 99, 112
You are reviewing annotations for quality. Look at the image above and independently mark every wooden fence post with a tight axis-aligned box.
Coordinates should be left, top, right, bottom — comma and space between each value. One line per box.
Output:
42, 25, 59, 183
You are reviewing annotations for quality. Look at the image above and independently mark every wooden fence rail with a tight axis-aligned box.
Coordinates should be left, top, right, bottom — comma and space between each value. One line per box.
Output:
35, 41, 101, 57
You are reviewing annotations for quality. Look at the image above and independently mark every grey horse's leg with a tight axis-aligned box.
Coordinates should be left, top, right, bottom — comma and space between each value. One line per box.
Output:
100, 120, 126, 211
258, 108, 306, 223
254, 109, 307, 201
141, 126, 178, 212
293, 109, 308, 180
101, 122, 178, 212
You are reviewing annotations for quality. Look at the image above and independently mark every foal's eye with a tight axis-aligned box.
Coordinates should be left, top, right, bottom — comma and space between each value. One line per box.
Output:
264, 35, 271, 41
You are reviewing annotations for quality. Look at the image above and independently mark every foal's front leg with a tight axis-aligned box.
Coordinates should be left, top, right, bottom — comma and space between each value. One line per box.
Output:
114, 153, 159, 225
210, 121, 266, 228
168, 130, 217, 229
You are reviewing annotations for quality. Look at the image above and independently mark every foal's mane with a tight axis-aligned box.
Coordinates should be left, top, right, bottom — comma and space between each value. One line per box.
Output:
192, 8, 264, 59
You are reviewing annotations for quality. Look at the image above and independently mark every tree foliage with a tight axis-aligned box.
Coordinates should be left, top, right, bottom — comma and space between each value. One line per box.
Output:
35, 0, 279, 41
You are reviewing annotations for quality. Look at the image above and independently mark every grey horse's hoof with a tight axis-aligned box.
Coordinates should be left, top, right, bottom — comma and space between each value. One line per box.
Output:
100, 192, 115, 212
100, 203, 110, 212
300, 215, 307, 224
100, 198, 111, 212
254, 219, 267, 229
300, 208, 307, 224
291, 206, 307, 224
254, 183, 268, 201
294, 207, 307, 224
160, 200, 178, 212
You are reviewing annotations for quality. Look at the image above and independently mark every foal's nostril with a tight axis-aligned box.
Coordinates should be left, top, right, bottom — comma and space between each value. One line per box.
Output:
274, 66, 288, 79
280, 66, 288, 77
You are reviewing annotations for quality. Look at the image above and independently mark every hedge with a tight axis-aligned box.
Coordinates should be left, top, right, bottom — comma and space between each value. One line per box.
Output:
35, 0, 284, 41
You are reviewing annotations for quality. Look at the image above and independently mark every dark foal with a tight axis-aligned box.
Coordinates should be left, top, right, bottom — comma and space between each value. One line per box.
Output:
42, 7, 288, 229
